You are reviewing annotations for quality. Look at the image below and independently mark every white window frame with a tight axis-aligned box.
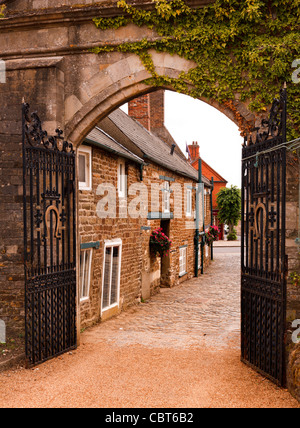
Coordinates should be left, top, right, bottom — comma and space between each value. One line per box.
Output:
78, 146, 92, 191
163, 181, 170, 214
205, 243, 209, 258
186, 188, 192, 217
118, 160, 127, 198
80, 249, 92, 302
101, 239, 122, 313
179, 246, 187, 277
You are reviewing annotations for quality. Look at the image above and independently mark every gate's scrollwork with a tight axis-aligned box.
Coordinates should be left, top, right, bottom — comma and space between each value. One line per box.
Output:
22, 103, 77, 367
241, 88, 287, 386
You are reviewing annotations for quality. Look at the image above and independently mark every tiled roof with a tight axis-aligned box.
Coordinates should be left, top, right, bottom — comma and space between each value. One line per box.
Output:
99, 109, 212, 186
85, 126, 144, 165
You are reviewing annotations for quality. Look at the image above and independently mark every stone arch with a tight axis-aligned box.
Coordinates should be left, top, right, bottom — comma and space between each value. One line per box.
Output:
65, 50, 255, 147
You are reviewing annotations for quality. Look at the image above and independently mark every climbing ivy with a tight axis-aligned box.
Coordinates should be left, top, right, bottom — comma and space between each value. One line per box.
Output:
92, 0, 300, 139
0, 4, 5, 18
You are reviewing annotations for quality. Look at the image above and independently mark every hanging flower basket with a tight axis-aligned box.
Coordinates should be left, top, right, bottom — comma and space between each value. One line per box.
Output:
205, 225, 219, 245
150, 228, 172, 257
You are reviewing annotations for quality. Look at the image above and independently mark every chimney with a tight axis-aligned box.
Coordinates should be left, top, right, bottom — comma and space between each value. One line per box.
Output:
128, 89, 165, 132
149, 90, 164, 130
188, 141, 200, 161
128, 94, 151, 131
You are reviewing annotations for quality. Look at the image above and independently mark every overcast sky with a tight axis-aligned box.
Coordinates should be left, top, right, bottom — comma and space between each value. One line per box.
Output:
121, 90, 243, 187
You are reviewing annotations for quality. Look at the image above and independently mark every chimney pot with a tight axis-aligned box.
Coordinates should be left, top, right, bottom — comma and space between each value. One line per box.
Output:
188, 141, 200, 161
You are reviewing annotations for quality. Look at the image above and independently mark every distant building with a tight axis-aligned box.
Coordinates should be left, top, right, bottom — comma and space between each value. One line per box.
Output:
188, 141, 228, 240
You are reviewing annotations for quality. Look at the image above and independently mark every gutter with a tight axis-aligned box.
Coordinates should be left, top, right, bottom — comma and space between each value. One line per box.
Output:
195, 159, 204, 277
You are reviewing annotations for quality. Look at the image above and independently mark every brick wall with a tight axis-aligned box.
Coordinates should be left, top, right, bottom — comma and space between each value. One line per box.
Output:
128, 90, 165, 133
128, 94, 151, 131
149, 90, 165, 131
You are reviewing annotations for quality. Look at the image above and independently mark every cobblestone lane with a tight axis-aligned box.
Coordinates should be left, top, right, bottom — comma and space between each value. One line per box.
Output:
1, 249, 299, 408
87, 250, 241, 351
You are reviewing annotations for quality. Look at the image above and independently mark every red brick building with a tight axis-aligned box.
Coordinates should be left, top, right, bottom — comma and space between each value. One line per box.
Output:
188, 141, 228, 240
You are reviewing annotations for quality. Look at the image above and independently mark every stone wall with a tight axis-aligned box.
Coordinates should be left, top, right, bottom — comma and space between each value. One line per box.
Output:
79, 145, 143, 328
141, 161, 211, 287
285, 154, 300, 402
3, 0, 216, 16
285, 155, 300, 337
0, 61, 64, 344
287, 343, 300, 403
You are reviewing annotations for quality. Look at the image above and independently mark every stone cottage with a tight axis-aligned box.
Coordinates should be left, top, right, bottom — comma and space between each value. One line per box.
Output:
78, 102, 213, 329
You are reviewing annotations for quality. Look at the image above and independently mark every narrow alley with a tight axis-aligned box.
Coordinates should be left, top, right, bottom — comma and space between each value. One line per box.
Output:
0, 247, 298, 408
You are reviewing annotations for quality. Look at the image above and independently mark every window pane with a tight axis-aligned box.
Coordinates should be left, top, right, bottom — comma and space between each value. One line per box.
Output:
119, 162, 126, 197
102, 247, 112, 309
164, 182, 170, 212
187, 190, 191, 214
83, 251, 91, 298
119, 164, 123, 193
179, 247, 187, 274
179, 248, 185, 274
80, 251, 85, 298
80, 250, 92, 300
79, 154, 86, 183
110, 246, 119, 305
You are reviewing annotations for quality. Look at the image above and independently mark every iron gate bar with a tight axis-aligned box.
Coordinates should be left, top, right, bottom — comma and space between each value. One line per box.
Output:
241, 87, 287, 386
22, 103, 77, 367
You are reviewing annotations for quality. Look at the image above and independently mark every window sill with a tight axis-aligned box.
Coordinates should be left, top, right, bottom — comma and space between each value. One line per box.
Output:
101, 303, 120, 321
102, 302, 119, 313
147, 212, 174, 220
79, 185, 92, 192
179, 272, 187, 278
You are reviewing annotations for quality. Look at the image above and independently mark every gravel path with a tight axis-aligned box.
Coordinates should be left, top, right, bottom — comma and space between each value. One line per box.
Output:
0, 250, 299, 408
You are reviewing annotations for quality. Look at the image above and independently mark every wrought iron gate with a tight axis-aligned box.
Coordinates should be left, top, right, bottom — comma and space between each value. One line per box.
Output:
241, 88, 287, 386
22, 103, 77, 367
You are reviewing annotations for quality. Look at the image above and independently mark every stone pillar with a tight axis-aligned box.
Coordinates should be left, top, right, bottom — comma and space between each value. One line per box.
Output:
285, 154, 300, 402
0, 57, 65, 345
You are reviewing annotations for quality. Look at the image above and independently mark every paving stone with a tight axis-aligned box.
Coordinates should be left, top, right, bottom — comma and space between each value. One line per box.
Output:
84, 250, 241, 351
